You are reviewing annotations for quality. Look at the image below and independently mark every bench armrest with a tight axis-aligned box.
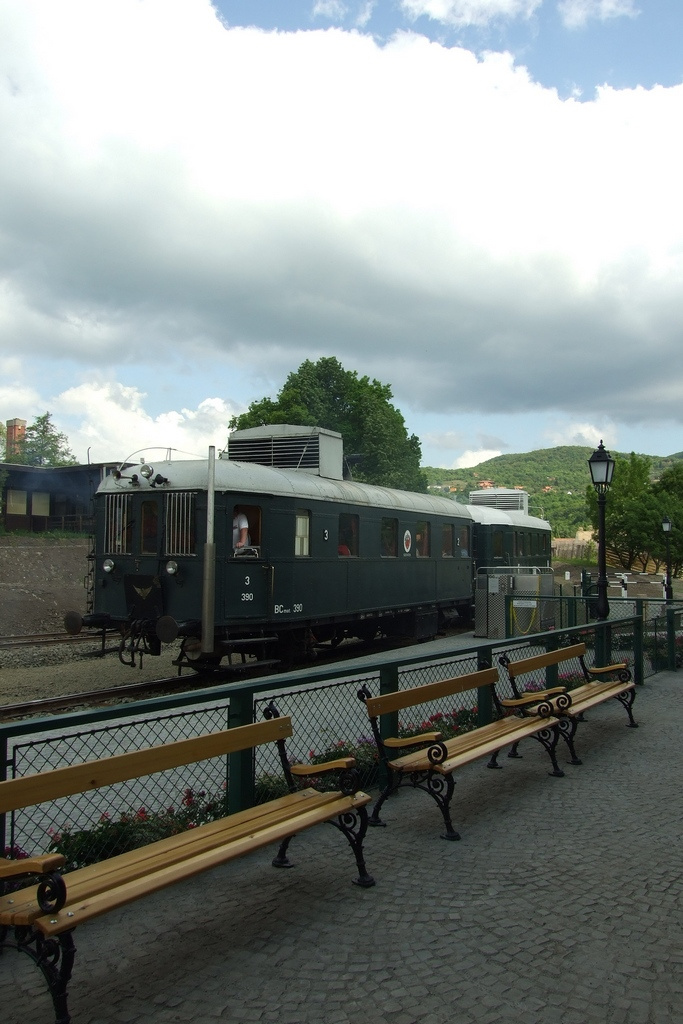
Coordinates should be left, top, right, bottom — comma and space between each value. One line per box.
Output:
290, 757, 356, 776
383, 732, 442, 749
588, 663, 630, 680
0, 854, 65, 879
500, 689, 565, 707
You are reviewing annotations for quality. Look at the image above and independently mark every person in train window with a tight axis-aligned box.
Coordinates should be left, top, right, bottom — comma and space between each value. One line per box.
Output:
233, 510, 250, 549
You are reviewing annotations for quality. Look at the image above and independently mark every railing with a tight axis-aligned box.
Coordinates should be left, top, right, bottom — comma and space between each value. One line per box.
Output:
0, 615, 654, 869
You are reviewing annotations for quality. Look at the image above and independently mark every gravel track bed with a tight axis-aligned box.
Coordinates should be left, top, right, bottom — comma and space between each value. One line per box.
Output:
0, 643, 182, 705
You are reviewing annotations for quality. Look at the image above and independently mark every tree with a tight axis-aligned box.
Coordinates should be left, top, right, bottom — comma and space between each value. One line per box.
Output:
230, 358, 428, 491
586, 452, 653, 570
652, 464, 683, 578
6, 412, 78, 467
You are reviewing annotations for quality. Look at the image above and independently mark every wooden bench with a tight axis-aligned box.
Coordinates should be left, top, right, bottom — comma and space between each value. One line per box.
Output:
0, 715, 374, 1024
358, 666, 565, 841
498, 641, 636, 765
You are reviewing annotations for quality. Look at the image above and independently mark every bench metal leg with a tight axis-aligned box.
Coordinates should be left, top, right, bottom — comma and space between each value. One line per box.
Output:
272, 836, 296, 868
532, 725, 565, 777
557, 717, 583, 765
406, 770, 459, 840
487, 749, 504, 768
487, 743, 522, 768
1, 925, 76, 1024
369, 766, 400, 827
424, 772, 460, 841
615, 689, 638, 727
329, 806, 376, 888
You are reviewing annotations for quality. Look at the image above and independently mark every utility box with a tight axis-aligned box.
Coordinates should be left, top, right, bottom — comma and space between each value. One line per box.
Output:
475, 567, 555, 638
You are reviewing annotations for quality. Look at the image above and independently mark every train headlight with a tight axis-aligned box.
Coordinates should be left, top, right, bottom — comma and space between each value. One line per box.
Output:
166, 560, 179, 575
103, 558, 115, 573
140, 464, 154, 479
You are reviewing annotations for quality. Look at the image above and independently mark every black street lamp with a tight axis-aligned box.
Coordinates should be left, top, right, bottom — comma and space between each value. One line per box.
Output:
588, 440, 615, 620
662, 516, 673, 601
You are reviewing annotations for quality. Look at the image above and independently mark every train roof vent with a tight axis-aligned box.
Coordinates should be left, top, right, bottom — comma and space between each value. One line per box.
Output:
224, 424, 344, 480
469, 488, 529, 513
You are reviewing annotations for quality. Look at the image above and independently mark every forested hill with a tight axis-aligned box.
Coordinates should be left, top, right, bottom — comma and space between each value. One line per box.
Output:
423, 447, 683, 538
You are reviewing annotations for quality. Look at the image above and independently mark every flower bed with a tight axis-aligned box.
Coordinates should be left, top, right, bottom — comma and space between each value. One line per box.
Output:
47, 787, 226, 870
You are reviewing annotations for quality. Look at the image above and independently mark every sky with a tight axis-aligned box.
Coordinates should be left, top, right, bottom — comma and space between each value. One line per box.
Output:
1, 0, 683, 471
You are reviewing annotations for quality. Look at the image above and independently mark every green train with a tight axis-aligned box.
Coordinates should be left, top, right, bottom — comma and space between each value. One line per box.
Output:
65, 426, 550, 669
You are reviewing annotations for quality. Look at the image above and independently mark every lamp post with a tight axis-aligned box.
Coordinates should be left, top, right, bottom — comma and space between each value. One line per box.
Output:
588, 440, 615, 620
662, 516, 673, 601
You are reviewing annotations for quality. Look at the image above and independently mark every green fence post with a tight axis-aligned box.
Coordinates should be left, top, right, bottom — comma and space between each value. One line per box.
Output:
0, 734, 7, 857
544, 632, 560, 689
379, 662, 400, 738
477, 648, 493, 726
595, 621, 608, 668
377, 663, 400, 788
666, 607, 678, 671
634, 602, 644, 685
227, 688, 255, 813
567, 596, 576, 629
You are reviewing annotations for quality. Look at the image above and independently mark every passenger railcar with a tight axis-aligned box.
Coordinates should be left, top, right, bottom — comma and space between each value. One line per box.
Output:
468, 503, 551, 572
66, 426, 475, 668
65, 426, 552, 669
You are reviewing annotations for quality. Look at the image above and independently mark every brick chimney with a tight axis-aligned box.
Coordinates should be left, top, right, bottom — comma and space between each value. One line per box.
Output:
5, 418, 26, 459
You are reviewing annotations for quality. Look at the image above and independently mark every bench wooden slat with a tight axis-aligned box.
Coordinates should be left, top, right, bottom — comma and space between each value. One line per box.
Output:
387, 715, 557, 774
559, 680, 634, 712
1, 717, 376, 1023
504, 643, 587, 679
0, 853, 65, 879
0, 788, 347, 924
0, 719, 293, 814
33, 791, 371, 937
360, 665, 565, 839
364, 667, 498, 717
500, 641, 638, 766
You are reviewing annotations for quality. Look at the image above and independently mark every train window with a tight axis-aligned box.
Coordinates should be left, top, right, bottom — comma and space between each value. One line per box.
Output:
104, 493, 133, 554
141, 500, 159, 554
165, 492, 196, 556
233, 505, 261, 549
459, 526, 469, 557
295, 510, 310, 557
416, 521, 430, 557
338, 512, 359, 556
7, 490, 27, 515
442, 524, 454, 557
493, 529, 504, 559
381, 517, 398, 557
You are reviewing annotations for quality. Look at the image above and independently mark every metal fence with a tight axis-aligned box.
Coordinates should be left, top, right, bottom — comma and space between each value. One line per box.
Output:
0, 612, 667, 872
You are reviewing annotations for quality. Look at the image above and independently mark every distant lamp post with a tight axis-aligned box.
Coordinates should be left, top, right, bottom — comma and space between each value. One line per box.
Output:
662, 516, 673, 601
588, 440, 615, 620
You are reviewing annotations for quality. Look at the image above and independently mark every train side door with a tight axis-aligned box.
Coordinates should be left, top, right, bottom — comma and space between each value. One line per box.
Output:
224, 503, 270, 619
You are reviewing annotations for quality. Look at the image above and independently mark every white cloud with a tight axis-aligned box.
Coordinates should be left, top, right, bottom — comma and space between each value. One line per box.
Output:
544, 421, 616, 449
53, 382, 238, 463
400, 0, 542, 28
558, 0, 639, 30
313, 1, 349, 20
454, 448, 503, 468
1, 1, 682, 466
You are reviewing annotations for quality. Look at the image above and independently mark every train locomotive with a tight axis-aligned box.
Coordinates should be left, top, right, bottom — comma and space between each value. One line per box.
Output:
65, 425, 551, 670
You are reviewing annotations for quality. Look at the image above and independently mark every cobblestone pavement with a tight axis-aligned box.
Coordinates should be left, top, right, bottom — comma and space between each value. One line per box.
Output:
4, 673, 682, 1024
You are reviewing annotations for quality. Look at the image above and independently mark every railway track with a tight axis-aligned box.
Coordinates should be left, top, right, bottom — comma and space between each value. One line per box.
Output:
0, 673, 205, 721
0, 625, 472, 722
0, 629, 111, 651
